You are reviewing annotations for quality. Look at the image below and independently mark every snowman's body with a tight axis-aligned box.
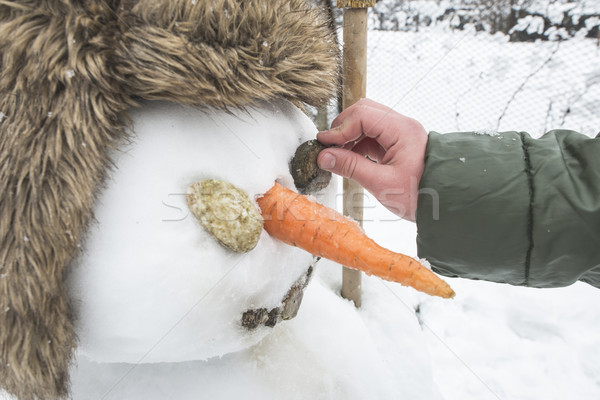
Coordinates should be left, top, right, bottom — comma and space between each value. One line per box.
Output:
70, 100, 333, 363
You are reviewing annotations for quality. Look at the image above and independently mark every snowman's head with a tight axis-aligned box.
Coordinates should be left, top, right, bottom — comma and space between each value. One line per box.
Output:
70, 100, 336, 363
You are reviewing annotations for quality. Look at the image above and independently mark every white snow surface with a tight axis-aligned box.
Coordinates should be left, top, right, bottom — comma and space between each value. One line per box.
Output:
511, 15, 546, 35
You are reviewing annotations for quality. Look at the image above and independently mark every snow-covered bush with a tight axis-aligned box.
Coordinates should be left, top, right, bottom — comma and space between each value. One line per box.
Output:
363, 0, 599, 41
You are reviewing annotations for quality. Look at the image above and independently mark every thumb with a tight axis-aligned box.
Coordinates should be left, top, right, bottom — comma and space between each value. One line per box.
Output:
317, 148, 385, 190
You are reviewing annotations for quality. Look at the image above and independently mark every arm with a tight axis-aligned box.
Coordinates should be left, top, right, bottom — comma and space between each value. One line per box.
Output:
318, 99, 600, 289
418, 129, 600, 288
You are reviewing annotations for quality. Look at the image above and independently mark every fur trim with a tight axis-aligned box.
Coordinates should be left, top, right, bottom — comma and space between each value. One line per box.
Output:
0, 1, 338, 399
117, 0, 339, 108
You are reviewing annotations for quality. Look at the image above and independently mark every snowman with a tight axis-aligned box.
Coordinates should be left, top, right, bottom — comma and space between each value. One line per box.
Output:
0, 1, 339, 398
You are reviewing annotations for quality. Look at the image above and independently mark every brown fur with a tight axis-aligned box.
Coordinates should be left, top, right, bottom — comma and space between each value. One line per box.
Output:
0, 1, 339, 398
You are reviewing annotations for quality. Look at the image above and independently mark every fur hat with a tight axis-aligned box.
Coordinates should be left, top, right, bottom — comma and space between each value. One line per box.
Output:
0, 1, 338, 398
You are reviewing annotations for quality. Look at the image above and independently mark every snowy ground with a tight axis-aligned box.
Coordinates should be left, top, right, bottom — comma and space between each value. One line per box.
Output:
4, 26, 600, 400
363, 27, 600, 400
363, 203, 600, 400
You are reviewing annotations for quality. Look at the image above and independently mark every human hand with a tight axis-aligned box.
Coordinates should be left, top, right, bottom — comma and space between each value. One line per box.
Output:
316, 98, 428, 221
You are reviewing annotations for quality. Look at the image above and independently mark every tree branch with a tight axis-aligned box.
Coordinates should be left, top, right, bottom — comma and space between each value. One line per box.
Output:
496, 41, 561, 130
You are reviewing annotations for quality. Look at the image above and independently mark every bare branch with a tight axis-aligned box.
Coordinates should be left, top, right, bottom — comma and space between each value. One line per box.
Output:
497, 41, 560, 130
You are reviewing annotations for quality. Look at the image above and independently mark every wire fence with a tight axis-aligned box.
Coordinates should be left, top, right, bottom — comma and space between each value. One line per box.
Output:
313, 0, 600, 138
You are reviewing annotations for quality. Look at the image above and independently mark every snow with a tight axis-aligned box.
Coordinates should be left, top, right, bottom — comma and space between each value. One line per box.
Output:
68, 275, 443, 400
361, 201, 600, 400
363, 26, 600, 400
585, 16, 600, 29
530, 0, 600, 24
511, 16, 546, 35
474, 129, 500, 136
3, 9, 600, 400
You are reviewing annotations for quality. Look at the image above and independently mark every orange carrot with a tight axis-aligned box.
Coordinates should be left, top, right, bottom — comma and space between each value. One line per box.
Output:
257, 182, 455, 299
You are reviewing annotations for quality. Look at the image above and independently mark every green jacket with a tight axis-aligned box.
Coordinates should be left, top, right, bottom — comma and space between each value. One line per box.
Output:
416, 129, 600, 289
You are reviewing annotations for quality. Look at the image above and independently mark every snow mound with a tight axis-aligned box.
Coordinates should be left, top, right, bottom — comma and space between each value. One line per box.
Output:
69, 274, 443, 400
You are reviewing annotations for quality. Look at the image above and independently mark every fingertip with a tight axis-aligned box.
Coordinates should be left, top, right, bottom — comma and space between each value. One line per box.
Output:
317, 150, 336, 170
316, 130, 328, 141
316, 130, 337, 146
317, 122, 353, 147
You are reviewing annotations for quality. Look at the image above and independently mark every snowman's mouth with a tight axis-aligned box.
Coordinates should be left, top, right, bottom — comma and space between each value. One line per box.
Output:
241, 263, 316, 330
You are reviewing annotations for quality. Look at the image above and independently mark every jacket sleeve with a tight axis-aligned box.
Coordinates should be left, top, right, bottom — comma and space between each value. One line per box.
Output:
416, 129, 600, 289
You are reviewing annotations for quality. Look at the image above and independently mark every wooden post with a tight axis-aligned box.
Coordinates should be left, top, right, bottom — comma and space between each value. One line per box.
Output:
337, 0, 374, 308
316, 107, 329, 131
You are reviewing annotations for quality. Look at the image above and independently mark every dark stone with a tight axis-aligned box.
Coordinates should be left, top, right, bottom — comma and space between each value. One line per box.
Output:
241, 308, 269, 330
265, 309, 281, 327
290, 140, 331, 194
281, 284, 305, 320
241, 259, 318, 330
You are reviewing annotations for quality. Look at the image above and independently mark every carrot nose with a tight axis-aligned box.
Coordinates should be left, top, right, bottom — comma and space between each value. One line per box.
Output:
257, 183, 455, 299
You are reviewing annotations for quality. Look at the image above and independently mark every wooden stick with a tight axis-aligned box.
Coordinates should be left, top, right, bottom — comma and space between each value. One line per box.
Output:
337, 1, 376, 8
342, 177, 364, 307
338, 1, 373, 308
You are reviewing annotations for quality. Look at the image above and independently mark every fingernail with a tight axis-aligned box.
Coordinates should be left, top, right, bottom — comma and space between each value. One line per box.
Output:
319, 152, 336, 169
